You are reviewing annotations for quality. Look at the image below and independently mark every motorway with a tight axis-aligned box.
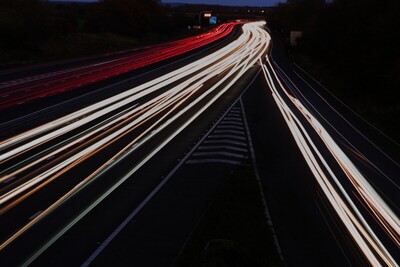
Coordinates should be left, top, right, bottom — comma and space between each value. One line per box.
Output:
0, 22, 271, 266
0, 23, 238, 110
0, 20, 399, 267
258, 34, 400, 266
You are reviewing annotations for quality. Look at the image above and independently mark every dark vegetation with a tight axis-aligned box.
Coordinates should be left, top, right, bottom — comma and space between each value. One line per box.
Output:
269, 0, 400, 142
171, 4, 272, 23
0, 0, 195, 67
175, 166, 282, 267
0, 1, 274, 68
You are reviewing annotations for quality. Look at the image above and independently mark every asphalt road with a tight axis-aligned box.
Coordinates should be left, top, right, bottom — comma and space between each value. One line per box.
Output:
0, 23, 239, 110
0, 22, 270, 266
1, 23, 398, 267
0, 24, 242, 136
243, 71, 354, 266
253, 33, 400, 266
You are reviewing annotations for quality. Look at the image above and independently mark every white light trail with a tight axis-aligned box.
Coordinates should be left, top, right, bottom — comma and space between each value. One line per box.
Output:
261, 52, 399, 266
0, 22, 271, 252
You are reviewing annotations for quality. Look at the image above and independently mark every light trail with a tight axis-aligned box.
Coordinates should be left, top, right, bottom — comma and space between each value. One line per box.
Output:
0, 25, 243, 156
261, 49, 399, 266
0, 22, 271, 254
0, 23, 239, 109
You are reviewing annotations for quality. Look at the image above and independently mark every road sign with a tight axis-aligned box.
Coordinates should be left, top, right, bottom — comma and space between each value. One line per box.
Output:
209, 16, 217, 25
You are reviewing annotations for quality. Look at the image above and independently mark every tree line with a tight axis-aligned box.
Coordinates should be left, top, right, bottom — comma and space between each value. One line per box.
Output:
0, 0, 204, 66
0, 0, 191, 49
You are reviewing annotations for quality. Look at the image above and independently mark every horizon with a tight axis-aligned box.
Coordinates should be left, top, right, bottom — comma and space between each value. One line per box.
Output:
50, 0, 283, 7
162, 0, 282, 6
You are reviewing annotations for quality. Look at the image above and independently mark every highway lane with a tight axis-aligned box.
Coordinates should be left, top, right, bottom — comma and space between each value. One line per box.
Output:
0, 22, 271, 265
0, 23, 239, 110
261, 32, 400, 266
242, 72, 353, 266
0, 24, 243, 137
33, 86, 262, 267
2, 22, 397, 267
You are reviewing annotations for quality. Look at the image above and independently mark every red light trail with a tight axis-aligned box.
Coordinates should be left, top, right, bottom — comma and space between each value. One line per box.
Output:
0, 23, 239, 109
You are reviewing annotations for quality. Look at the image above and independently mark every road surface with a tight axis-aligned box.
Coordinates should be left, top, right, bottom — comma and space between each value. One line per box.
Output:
0, 22, 399, 267
258, 32, 400, 266
0, 22, 271, 266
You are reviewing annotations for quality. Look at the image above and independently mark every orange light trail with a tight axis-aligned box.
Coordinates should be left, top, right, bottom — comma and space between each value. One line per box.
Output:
0, 22, 271, 257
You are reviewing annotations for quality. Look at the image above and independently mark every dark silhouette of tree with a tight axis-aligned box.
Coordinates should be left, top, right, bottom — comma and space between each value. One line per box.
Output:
86, 0, 168, 37
0, 0, 51, 48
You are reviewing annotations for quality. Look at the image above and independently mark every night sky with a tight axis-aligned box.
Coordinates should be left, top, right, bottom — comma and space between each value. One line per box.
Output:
162, 0, 283, 6
52, 0, 284, 7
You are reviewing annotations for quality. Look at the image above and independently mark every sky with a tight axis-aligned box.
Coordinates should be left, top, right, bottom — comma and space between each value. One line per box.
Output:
51, 0, 284, 7
51, 0, 98, 2
162, 0, 283, 6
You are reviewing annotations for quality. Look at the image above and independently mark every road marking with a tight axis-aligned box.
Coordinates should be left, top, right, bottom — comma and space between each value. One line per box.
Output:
3, 176, 16, 184
203, 139, 247, 146
222, 117, 242, 122
80, 65, 262, 267
29, 210, 42, 220
198, 145, 248, 152
216, 125, 244, 131
186, 159, 243, 165
193, 151, 247, 159
208, 134, 246, 141
240, 97, 285, 263
213, 129, 245, 136
226, 113, 241, 117
219, 121, 243, 126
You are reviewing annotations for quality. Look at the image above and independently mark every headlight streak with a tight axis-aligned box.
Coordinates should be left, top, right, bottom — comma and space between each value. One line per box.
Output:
266, 57, 400, 250
0, 24, 261, 170
0, 22, 270, 253
0, 83, 201, 208
261, 53, 399, 266
0, 23, 253, 197
0, 26, 258, 188
274, 63, 400, 245
273, 62, 400, 194
0, 32, 230, 151
0, 94, 172, 214
0, 25, 246, 158
0, 23, 239, 109
0, 104, 140, 182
